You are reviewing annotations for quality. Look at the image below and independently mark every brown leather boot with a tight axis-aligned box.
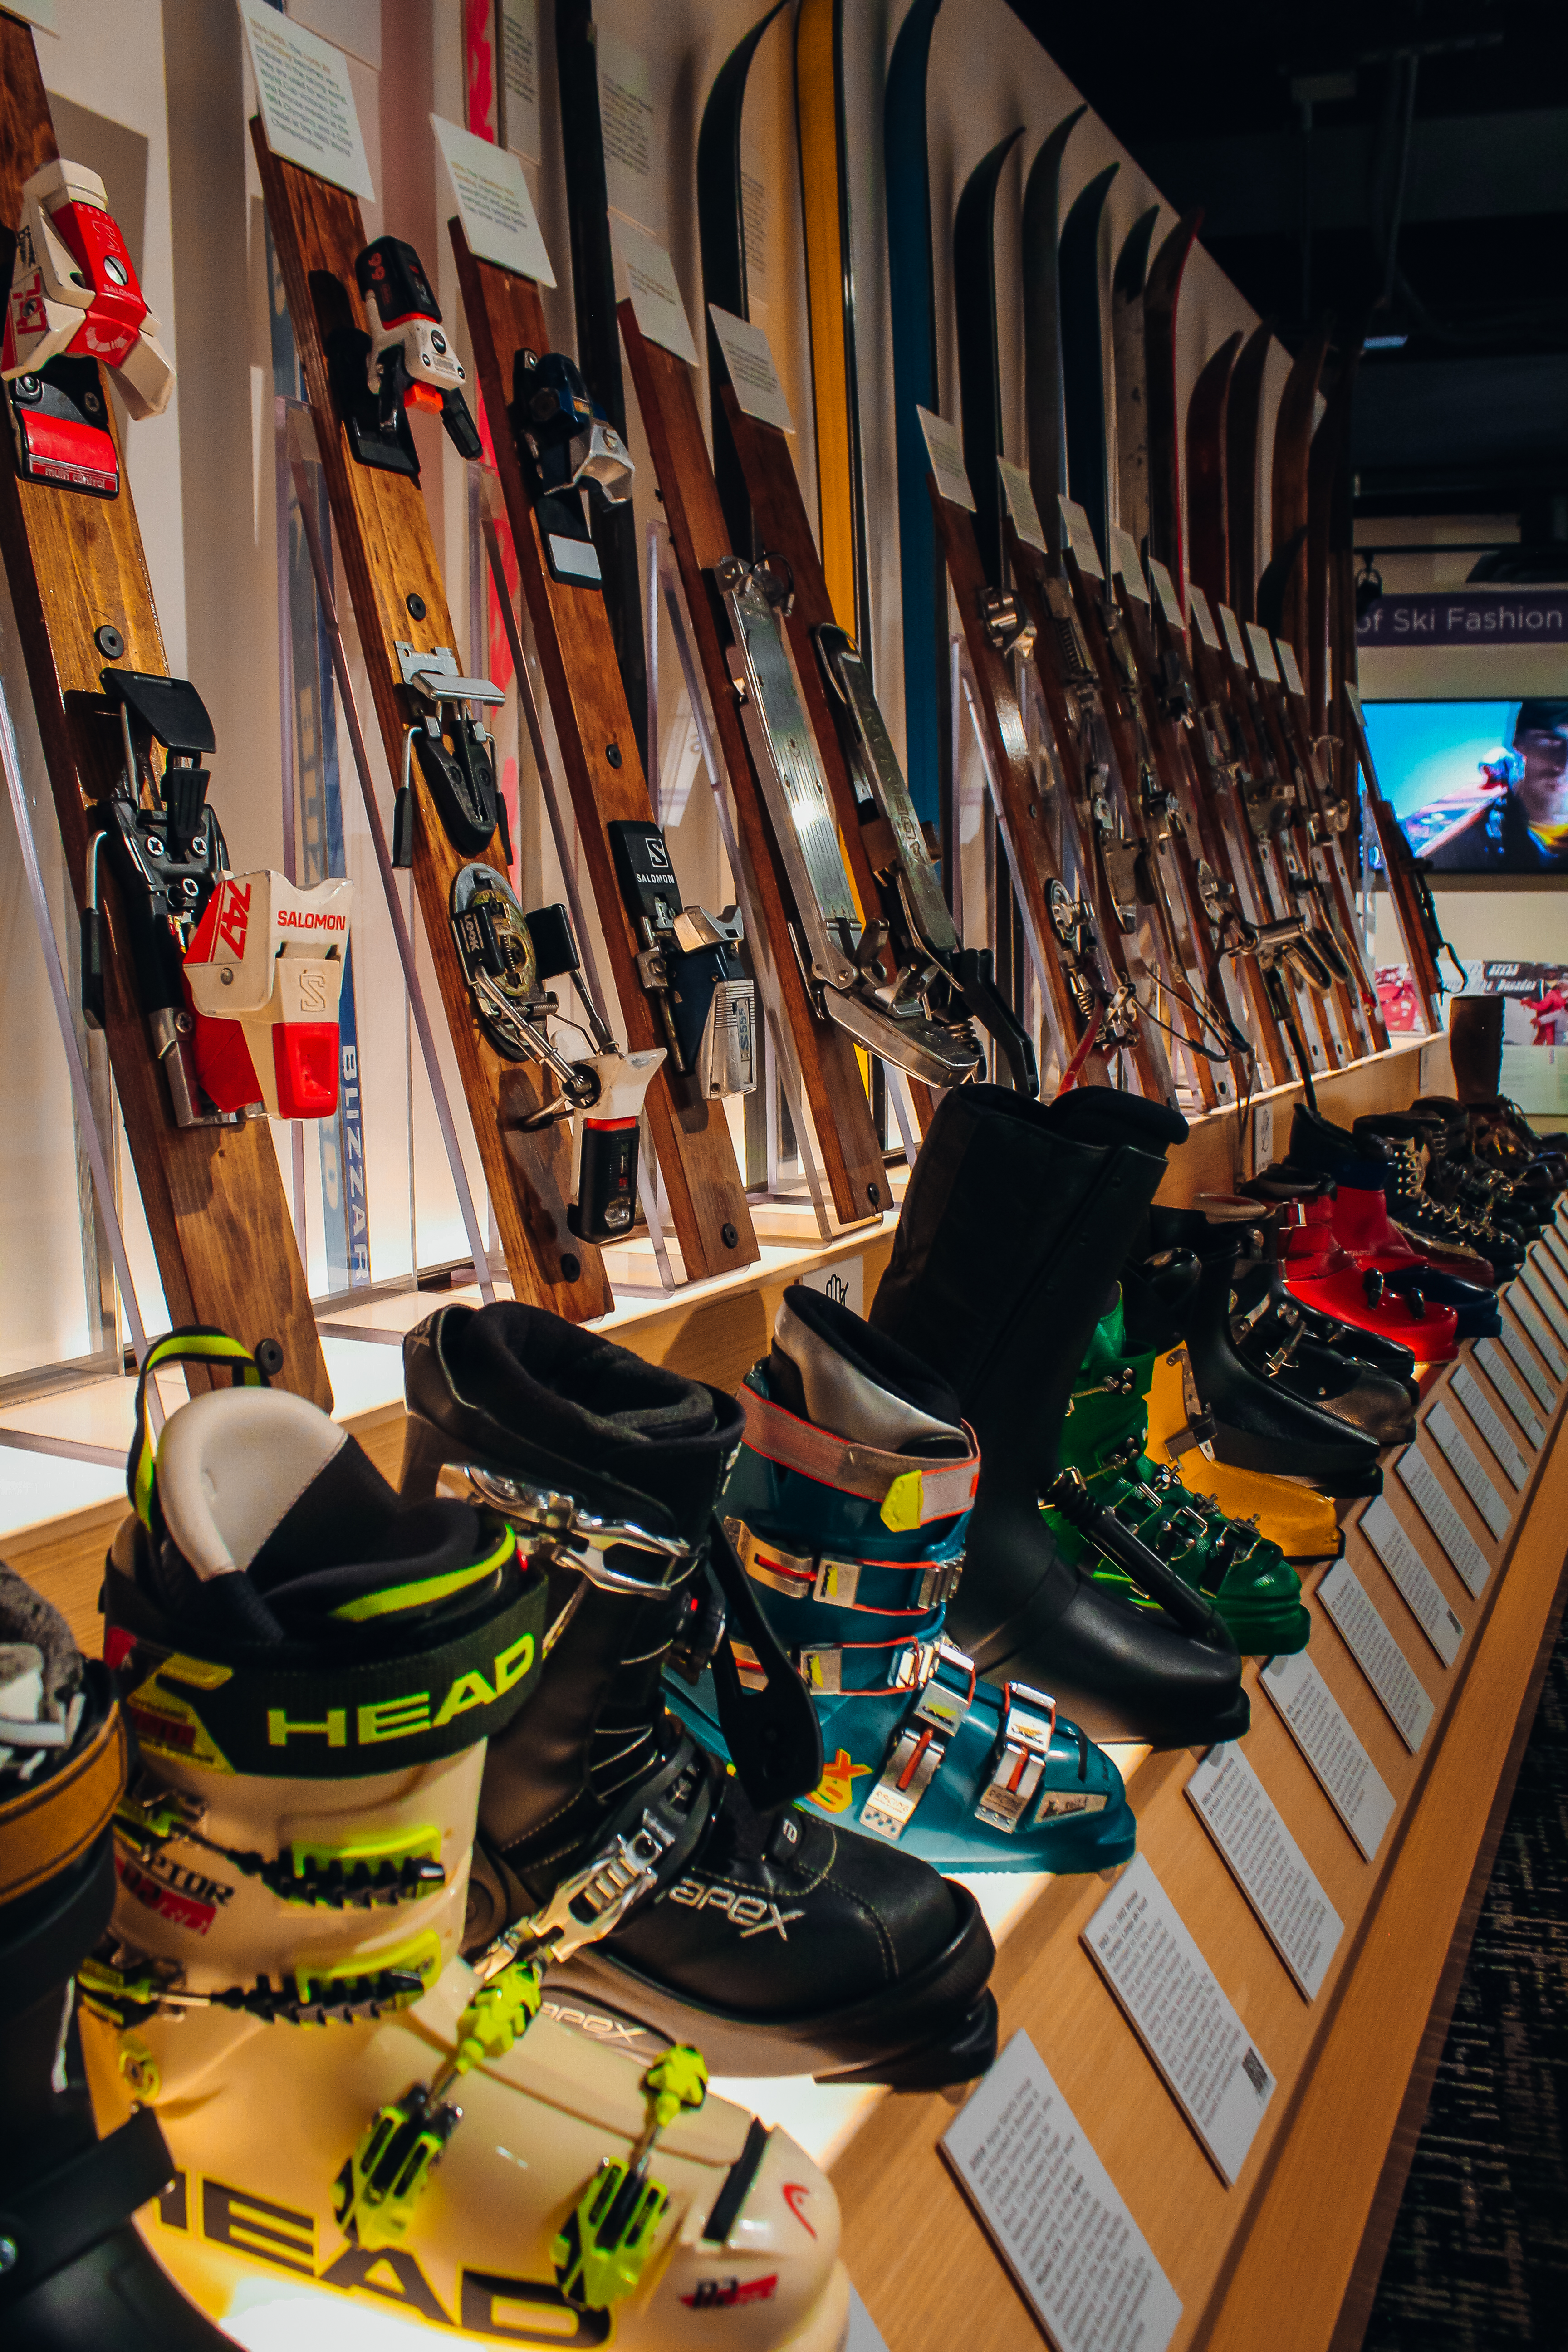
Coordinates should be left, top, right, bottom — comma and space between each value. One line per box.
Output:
1449, 995, 1502, 1103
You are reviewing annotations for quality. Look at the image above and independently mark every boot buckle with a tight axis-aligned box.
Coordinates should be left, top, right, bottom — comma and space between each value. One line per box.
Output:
975, 1686, 1059, 1834
519, 1809, 678, 1962
856, 1657, 973, 1842
796, 1637, 935, 1696
725, 1516, 864, 1607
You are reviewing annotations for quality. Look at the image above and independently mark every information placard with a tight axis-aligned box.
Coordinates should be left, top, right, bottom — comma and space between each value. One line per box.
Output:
431, 114, 554, 284
998, 458, 1048, 554
1187, 582, 1222, 649
1425, 1403, 1511, 1540
1058, 496, 1106, 579
1509, 1283, 1567, 1380
1148, 559, 1185, 628
1109, 524, 1151, 602
612, 222, 698, 365
942, 2032, 1182, 2352
1474, 1339, 1545, 1447
1261, 1651, 1396, 1860
1245, 622, 1281, 682
1499, 1317, 1557, 1410
1358, 1495, 1464, 1665
1450, 1364, 1528, 1488
1396, 1446, 1492, 1596
1084, 1855, 1275, 2183
918, 407, 975, 509
1276, 640, 1306, 696
1186, 1744, 1343, 1998
1218, 604, 1250, 666
1520, 1261, 1568, 1354
1318, 1559, 1435, 1752
238, 0, 375, 201
709, 307, 794, 431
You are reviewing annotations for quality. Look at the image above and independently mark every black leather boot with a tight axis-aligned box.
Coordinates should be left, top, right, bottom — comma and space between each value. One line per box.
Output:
1140, 1210, 1386, 1494
402, 1303, 998, 2088
0, 1566, 230, 2352
867, 1086, 1250, 1750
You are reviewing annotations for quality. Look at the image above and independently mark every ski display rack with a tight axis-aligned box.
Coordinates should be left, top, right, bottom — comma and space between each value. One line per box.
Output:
618, 300, 889, 1231
252, 120, 609, 1320
449, 225, 758, 1288
0, 20, 328, 1407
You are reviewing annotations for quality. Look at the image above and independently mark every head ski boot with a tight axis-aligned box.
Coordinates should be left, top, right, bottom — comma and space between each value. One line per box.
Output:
81, 1331, 848, 2350
0, 1561, 234, 2352
666, 1286, 1136, 1875
1049, 1292, 1310, 1655
401, 1302, 999, 2087
868, 1085, 1250, 1751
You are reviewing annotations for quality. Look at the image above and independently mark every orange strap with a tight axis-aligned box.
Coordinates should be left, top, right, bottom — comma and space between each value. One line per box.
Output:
0, 1699, 126, 1905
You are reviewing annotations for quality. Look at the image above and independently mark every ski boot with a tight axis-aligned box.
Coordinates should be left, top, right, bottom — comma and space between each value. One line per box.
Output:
0, 1561, 236, 2351
1293, 1102, 1525, 1274
81, 1332, 848, 2350
1048, 1294, 1310, 1655
1137, 1211, 1388, 1494
1220, 1246, 1419, 1449
1141, 1334, 1346, 1563
1325, 1163, 1501, 1337
401, 1301, 1000, 2086
868, 1085, 1250, 1751
666, 1285, 1135, 1875
1245, 1178, 1460, 1364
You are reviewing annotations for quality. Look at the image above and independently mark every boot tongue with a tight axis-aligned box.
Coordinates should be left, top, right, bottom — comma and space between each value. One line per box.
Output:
769, 1286, 969, 1458
149, 1386, 500, 1635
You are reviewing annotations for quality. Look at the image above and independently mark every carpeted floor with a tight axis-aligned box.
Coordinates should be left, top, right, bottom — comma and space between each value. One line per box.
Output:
1365, 1597, 1568, 2348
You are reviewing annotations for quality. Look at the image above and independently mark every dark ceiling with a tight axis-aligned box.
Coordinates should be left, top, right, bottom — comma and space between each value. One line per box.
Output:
1005, 0, 1568, 554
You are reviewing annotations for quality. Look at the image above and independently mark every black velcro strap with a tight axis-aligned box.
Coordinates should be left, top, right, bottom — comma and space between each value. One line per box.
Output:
105, 1563, 546, 1779
701, 2116, 772, 2245
705, 1519, 824, 1810
0, 2106, 172, 2307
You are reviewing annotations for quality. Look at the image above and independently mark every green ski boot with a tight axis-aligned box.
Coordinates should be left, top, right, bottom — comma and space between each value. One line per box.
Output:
1047, 1295, 1310, 1657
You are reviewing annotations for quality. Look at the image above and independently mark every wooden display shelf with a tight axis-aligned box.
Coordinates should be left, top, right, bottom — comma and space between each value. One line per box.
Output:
15, 1031, 1563, 2352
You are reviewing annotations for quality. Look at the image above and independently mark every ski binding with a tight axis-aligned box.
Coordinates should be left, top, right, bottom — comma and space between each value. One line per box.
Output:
393, 641, 509, 865
510, 348, 634, 588
328, 237, 483, 478
608, 818, 756, 1100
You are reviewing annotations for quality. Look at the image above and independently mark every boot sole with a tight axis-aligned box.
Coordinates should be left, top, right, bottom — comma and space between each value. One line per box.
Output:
550, 1882, 999, 2087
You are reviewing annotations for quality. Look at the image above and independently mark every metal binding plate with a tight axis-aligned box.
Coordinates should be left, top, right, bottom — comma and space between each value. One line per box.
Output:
815, 624, 959, 958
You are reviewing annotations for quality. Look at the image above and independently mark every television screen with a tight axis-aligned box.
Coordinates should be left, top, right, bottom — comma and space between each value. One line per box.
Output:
1362, 698, 1568, 875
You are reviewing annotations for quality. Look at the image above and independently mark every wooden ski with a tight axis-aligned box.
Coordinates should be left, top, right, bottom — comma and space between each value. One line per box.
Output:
1142, 208, 1202, 594
1345, 683, 1446, 1033
794, 0, 871, 644
1225, 322, 1271, 623
619, 303, 887, 1224
1269, 322, 1331, 662
450, 230, 758, 1283
1110, 207, 1158, 562
253, 122, 610, 1318
0, 21, 328, 1402
1186, 332, 1241, 611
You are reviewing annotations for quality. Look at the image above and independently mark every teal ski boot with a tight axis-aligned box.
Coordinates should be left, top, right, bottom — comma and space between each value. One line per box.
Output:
666, 1287, 1136, 1876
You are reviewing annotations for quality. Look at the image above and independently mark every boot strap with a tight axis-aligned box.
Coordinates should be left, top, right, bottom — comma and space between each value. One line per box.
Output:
724, 1516, 962, 1614
737, 1387, 980, 1527
0, 1681, 125, 1906
0, 2105, 172, 2308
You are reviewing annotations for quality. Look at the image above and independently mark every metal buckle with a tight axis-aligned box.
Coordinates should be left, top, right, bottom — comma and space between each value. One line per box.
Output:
467, 1471, 693, 1592
511, 1808, 679, 1966
726, 1514, 958, 1612
858, 1646, 975, 1841
795, 1637, 936, 1697
974, 1685, 1058, 1834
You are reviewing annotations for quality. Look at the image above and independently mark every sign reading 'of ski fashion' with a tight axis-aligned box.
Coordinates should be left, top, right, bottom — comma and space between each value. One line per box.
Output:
1187, 1744, 1344, 1999
238, 0, 375, 201
942, 2031, 1182, 2352
1084, 1855, 1276, 2183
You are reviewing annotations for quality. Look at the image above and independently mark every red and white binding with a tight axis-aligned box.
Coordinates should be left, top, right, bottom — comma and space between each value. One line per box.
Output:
182, 872, 353, 1121
2, 158, 174, 417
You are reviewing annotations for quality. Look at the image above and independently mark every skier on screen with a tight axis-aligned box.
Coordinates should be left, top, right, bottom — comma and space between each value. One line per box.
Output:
1427, 698, 1568, 871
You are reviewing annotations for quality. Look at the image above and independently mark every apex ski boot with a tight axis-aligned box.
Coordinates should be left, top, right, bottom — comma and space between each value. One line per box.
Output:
0, 1563, 229, 2351
401, 1302, 1000, 2086
667, 1286, 1136, 1875
868, 1086, 1250, 1751
81, 1332, 848, 2350
1050, 1294, 1311, 1655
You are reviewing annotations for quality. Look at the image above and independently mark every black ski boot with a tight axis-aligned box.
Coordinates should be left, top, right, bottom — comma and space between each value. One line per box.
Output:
0, 1563, 226, 2352
867, 1085, 1249, 1750
1136, 1210, 1386, 1494
402, 1303, 998, 2088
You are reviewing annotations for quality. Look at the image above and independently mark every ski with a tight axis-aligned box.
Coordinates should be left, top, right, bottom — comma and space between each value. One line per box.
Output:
1344, 683, 1451, 1033
1225, 321, 1272, 623
883, 0, 946, 826
1269, 322, 1332, 668
618, 302, 889, 1223
1185, 331, 1242, 612
1142, 208, 1202, 596
450, 233, 760, 1283
794, 0, 872, 646
254, 125, 612, 1315
554, 0, 647, 766
1057, 163, 1119, 571
0, 24, 329, 1403
1110, 207, 1158, 562
720, 367, 1034, 1100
